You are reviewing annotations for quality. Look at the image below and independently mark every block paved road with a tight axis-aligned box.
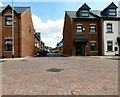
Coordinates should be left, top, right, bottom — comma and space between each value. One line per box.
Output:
2, 55, 118, 95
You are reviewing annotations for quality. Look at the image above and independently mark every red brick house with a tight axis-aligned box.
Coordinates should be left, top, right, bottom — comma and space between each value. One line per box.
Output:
0, 5, 35, 58
34, 32, 41, 55
63, 3, 101, 56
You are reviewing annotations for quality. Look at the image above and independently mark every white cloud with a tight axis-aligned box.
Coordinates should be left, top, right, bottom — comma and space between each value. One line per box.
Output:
0, 2, 4, 6
32, 14, 64, 48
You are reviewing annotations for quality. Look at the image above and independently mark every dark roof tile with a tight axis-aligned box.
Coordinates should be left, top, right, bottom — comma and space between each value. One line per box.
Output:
14, 7, 29, 14
0, 5, 29, 14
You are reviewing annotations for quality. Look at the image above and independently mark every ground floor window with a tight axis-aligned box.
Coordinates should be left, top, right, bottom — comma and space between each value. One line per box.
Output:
90, 42, 97, 51
107, 41, 113, 51
5, 39, 12, 51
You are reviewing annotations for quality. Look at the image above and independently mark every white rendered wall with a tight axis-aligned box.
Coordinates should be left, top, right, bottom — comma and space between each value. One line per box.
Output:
118, 1, 120, 11
103, 21, 119, 55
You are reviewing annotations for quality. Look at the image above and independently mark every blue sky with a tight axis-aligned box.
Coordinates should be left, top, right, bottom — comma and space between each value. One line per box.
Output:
1, 1, 120, 47
2, 2, 114, 22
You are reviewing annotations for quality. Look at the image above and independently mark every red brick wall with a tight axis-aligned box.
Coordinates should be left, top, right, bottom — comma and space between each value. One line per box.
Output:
63, 12, 74, 55
20, 8, 35, 57
98, 19, 103, 55
1, 7, 34, 58
73, 19, 99, 56
2, 8, 19, 58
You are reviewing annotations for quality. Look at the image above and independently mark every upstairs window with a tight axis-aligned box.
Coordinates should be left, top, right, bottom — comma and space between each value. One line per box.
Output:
90, 25, 96, 33
81, 10, 89, 17
76, 25, 83, 32
109, 9, 116, 16
107, 23, 112, 33
5, 39, 12, 51
5, 16, 12, 26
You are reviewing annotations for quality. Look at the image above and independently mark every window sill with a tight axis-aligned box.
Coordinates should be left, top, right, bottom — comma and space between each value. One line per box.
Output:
76, 32, 84, 34
89, 33, 97, 34
106, 51, 114, 52
4, 51, 12, 52
4, 26, 13, 27
90, 51, 97, 52
106, 32, 113, 33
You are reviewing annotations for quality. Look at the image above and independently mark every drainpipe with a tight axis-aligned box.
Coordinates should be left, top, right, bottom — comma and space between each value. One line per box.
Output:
12, 0, 14, 58
118, 43, 120, 56
18, 15, 20, 57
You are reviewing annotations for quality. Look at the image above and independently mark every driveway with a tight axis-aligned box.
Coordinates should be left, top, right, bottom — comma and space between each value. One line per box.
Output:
2, 56, 118, 95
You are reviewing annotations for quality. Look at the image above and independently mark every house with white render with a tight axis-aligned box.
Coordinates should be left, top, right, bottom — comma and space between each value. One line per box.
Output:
118, 1, 120, 55
101, 2, 120, 55
118, 1, 120, 11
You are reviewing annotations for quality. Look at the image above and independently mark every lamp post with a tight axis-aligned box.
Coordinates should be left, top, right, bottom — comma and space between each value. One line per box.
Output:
12, 0, 14, 58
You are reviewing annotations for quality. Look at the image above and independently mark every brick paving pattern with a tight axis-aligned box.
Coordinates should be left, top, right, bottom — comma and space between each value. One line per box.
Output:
2, 56, 118, 95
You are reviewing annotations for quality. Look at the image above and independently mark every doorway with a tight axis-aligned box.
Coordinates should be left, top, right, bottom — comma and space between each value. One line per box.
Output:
76, 43, 85, 56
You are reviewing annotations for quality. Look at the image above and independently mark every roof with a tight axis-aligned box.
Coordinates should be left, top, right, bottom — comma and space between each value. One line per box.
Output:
92, 10, 120, 18
57, 39, 63, 48
101, 2, 118, 16
14, 7, 29, 14
79, 3, 91, 10
66, 11, 99, 19
66, 10, 120, 19
66, 2, 120, 20
0, 5, 29, 15
102, 2, 118, 13
34, 33, 41, 41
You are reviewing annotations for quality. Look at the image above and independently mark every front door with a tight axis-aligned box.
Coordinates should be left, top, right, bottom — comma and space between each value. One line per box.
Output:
76, 43, 85, 56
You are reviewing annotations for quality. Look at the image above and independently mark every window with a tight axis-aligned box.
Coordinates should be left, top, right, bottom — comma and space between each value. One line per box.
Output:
5, 16, 12, 26
90, 42, 97, 51
109, 9, 116, 16
107, 23, 112, 32
90, 25, 96, 33
107, 41, 113, 51
29, 26, 31, 33
81, 10, 89, 17
76, 25, 83, 32
5, 39, 12, 51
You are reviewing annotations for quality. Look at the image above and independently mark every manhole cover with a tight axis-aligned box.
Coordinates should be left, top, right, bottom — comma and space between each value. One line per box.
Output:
47, 68, 64, 72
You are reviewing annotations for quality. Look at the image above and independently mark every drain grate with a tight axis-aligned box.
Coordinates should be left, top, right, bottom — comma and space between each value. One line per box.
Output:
47, 68, 64, 72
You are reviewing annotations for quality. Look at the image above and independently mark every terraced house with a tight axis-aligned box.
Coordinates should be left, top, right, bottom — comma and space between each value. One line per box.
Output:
0, 5, 35, 58
101, 2, 120, 55
63, 2, 120, 56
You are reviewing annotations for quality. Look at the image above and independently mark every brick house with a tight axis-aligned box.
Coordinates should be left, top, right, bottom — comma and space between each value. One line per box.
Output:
34, 32, 41, 55
63, 2, 120, 56
63, 3, 101, 56
0, 5, 35, 58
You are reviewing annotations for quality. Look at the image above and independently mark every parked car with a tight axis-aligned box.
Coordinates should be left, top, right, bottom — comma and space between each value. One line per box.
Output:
38, 49, 47, 56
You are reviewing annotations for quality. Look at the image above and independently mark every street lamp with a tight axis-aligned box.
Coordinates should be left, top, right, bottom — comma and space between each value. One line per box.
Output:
12, 0, 14, 58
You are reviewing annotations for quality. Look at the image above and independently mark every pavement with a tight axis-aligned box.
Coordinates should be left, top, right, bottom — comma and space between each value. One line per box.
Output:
0, 53, 119, 61
2, 55, 118, 95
